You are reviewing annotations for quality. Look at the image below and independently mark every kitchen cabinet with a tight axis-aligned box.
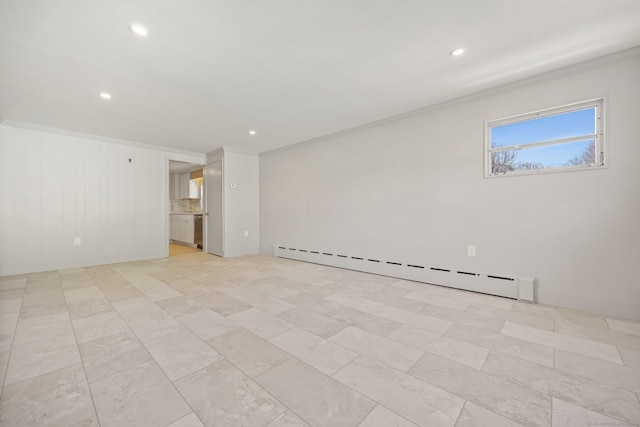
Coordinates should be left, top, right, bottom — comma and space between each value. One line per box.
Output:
170, 214, 195, 244
180, 174, 189, 199
169, 173, 183, 199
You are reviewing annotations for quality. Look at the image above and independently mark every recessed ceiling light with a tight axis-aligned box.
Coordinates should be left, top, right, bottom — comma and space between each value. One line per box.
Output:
99, 92, 112, 100
450, 48, 465, 57
249, 130, 256, 135
129, 22, 149, 37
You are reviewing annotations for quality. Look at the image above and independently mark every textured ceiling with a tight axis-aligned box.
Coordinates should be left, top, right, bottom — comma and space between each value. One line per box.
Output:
1, 0, 639, 154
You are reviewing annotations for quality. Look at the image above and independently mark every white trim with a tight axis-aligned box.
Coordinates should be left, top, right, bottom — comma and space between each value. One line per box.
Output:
221, 146, 259, 157
486, 98, 603, 127
274, 246, 535, 303
484, 98, 605, 178
260, 46, 639, 158
491, 135, 597, 152
1, 120, 206, 158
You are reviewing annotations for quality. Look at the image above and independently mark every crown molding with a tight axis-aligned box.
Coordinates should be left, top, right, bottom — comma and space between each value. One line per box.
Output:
260, 46, 640, 157
1, 120, 206, 158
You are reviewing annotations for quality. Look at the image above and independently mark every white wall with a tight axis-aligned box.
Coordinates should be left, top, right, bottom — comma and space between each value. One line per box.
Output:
223, 150, 260, 257
0, 125, 204, 275
260, 51, 640, 320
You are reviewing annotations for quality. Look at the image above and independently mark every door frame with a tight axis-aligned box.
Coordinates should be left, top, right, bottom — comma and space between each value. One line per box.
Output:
204, 157, 224, 257
165, 157, 208, 257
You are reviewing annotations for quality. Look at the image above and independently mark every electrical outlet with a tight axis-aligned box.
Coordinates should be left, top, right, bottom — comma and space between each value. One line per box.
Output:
74, 237, 82, 246
467, 245, 476, 257
243, 230, 249, 237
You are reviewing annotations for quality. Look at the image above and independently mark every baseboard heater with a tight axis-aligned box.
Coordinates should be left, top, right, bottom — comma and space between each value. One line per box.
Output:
273, 245, 535, 303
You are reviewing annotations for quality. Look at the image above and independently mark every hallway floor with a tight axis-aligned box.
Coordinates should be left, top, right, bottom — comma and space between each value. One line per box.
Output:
0, 253, 639, 426
169, 243, 202, 256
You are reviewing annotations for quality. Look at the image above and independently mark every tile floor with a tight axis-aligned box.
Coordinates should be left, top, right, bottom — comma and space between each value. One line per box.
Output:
0, 253, 639, 427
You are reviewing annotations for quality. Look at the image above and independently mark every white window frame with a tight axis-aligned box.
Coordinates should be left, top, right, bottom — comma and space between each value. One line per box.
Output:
484, 98, 605, 178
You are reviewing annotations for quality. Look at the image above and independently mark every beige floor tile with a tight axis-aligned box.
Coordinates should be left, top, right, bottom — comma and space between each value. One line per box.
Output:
408, 353, 551, 427
551, 398, 624, 427
1, 254, 636, 427
0, 352, 9, 388
455, 402, 525, 427
265, 410, 310, 427
166, 412, 205, 427
176, 309, 239, 340
18, 295, 66, 319
112, 296, 160, 317
0, 363, 95, 427
67, 296, 113, 320
228, 308, 295, 339
482, 352, 640, 423
334, 356, 464, 427
90, 360, 191, 427
466, 303, 555, 331
422, 304, 505, 333
328, 326, 423, 372
303, 299, 347, 315
324, 305, 401, 337
373, 305, 453, 335
124, 309, 186, 342
0, 275, 28, 290
197, 290, 253, 316
71, 309, 130, 343
619, 346, 640, 369
5, 337, 81, 385
276, 306, 348, 338
208, 327, 291, 377
0, 288, 26, 301
444, 289, 515, 310
512, 302, 609, 329
606, 318, 640, 336
502, 322, 623, 364
404, 290, 472, 311
12, 312, 74, 347
358, 405, 418, 427
555, 349, 640, 393
144, 329, 223, 381
0, 310, 19, 336
79, 330, 153, 382
283, 291, 325, 306
176, 359, 287, 427
253, 283, 299, 298
216, 284, 260, 299
556, 319, 640, 351
241, 293, 296, 315
139, 284, 184, 302
255, 357, 375, 427
445, 323, 554, 368
325, 292, 385, 313
63, 286, 105, 304
73, 415, 100, 426
388, 325, 489, 369
155, 295, 206, 317
270, 327, 358, 375
102, 285, 144, 303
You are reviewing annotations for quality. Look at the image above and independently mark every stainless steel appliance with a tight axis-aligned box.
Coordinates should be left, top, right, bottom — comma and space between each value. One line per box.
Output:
194, 214, 203, 247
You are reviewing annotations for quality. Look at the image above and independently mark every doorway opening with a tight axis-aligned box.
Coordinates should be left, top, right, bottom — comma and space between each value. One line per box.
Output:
168, 161, 204, 256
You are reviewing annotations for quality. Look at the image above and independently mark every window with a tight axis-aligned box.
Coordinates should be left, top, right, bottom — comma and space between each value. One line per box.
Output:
485, 99, 604, 177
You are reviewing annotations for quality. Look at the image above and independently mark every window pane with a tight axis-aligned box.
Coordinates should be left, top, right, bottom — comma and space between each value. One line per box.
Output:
491, 139, 595, 174
491, 107, 596, 148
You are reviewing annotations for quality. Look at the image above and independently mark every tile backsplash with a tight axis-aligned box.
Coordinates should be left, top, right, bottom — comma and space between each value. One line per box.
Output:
170, 199, 202, 213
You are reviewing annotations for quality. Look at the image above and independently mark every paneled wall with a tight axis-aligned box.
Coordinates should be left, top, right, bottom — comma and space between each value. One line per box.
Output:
224, 150, 259, 257
0, 125, 203, 275
259, 51, 640, 320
